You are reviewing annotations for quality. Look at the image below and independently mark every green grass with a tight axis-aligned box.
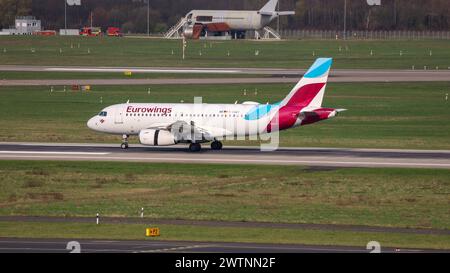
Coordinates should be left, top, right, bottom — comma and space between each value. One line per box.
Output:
0, 82, 449, 149
0, 161, 449, 230
0, 221, 449, 250
0, 36, 449, 69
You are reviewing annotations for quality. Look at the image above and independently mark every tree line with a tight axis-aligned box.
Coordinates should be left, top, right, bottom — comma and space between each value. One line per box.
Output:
0, 0, 448, 33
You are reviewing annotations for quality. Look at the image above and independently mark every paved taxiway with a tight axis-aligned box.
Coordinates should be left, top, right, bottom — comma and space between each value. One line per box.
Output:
2, 216, 448, 236
1, 142, 449, 169
1, 66, 450, 86
1, 238, 445, 253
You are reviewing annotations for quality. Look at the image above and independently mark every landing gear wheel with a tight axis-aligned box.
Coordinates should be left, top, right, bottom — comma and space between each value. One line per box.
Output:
189, 143, 201, 152
210, 141, 223, 150
121, 134, 129, 150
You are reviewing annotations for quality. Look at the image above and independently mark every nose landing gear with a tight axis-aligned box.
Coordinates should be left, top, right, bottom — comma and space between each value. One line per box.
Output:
121, 134, 129, 149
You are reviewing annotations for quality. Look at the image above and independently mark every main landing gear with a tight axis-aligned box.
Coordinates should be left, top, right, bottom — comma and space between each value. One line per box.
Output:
189, 141, 222, 152
189, 143, 202, 152
210, 140, 223, 150
121, 134, 129, 149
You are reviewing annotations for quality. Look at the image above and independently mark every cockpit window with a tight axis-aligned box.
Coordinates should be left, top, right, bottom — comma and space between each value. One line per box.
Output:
99, 111, 107, 117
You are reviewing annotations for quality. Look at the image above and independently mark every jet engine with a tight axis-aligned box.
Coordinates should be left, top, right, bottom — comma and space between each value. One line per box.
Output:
183, 23, 204, 39
183, 24, 194, 38
139, 129, 176, 146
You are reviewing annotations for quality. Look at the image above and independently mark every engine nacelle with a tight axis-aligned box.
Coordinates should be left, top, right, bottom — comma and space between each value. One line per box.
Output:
139, 129, 176, 146
183, 25, 194, 38
183, 23, 203, 39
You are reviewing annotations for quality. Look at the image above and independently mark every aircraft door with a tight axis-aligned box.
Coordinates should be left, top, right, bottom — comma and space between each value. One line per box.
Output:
114, 107, 124, 124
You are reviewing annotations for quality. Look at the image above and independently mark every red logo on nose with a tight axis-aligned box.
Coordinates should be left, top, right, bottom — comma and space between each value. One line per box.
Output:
100, 119, 105, 123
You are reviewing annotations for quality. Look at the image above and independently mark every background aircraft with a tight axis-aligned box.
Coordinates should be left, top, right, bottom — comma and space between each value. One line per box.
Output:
182, 0, 295, 39
87, 58, 345, 152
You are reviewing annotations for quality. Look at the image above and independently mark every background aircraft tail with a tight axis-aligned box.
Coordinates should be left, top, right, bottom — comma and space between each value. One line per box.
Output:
280, 58, 332, 108
260, 0, 278, 13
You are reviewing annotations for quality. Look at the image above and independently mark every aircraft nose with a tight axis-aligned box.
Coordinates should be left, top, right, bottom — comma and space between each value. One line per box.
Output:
87, 117, 97, 130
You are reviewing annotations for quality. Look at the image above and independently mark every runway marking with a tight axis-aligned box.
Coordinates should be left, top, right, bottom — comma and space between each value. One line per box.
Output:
0, 247, 137, 253
216, 244, 366, 253
0, 247, 67, 252
135, 244, 211, 253
0, 154, 449, 168
0, 151, 110, 155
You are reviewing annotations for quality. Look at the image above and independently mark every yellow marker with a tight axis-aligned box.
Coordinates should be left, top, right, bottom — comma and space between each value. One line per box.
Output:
146, 227, 160, 237
124, 71, 132, 76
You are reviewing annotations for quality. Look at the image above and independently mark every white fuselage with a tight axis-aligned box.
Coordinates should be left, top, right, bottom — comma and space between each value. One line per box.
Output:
185, 10, 276, 30
87, 103, 289, 140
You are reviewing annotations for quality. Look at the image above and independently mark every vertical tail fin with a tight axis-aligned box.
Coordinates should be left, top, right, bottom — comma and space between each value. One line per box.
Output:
260, 0, 278, 13
280, 58, 332, 108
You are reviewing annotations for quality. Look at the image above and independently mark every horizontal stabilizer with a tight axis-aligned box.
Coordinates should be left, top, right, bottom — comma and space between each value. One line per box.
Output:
277, 11, 295, 16
259, 11, 295, 16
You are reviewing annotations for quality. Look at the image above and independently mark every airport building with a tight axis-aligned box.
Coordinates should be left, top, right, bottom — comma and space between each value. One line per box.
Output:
0, 16, 41, 35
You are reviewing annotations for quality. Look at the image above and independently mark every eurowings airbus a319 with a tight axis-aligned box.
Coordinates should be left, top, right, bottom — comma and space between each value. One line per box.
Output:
87, 58, 346, 152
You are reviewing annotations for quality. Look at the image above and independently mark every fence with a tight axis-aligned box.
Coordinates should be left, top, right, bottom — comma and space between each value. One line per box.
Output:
144, 29, 450, 40
277, 30, 450, 40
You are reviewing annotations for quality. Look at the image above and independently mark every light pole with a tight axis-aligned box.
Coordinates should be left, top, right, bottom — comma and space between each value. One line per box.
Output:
64, 0, 67, 32
147, 0, 150, 36
277, 0, 280, 34
343, 0, 347, 40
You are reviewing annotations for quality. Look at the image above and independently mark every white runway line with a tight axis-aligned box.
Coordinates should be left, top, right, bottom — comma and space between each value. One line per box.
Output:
0, 154, 449, 168
0, 151, 110, 155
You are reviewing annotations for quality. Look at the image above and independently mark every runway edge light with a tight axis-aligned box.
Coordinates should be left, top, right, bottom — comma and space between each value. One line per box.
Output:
146, 227, 160, 237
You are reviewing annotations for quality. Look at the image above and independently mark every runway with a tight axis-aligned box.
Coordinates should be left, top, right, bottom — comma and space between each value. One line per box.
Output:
2, 66, 450, 86
1, 142, 450, 169
0, 238, 444, 253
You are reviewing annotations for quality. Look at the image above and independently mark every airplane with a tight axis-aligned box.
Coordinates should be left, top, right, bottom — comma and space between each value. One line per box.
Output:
87, 58, 346, 152
183, 0, 295, 39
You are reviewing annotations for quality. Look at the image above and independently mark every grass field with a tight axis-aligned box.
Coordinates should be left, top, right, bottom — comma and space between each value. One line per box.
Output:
0, 82, 449, 149
0, 161, 449, 230
1, 221, 449, 250
0, 36, 449, 69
